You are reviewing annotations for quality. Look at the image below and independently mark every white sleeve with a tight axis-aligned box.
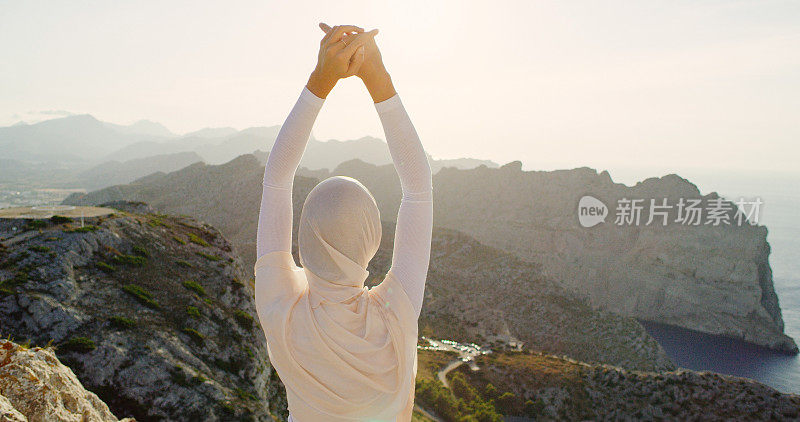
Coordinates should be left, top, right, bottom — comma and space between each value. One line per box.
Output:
375, 93, 433, 318
256, 86, 325, 259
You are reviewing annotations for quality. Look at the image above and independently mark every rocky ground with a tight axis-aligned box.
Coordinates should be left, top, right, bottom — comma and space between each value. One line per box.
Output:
0, 339, 134, 421
0, 201, 285, 421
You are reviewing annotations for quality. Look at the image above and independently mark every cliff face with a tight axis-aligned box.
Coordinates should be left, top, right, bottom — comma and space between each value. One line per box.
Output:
0, 339, 134, 422
307, 160, 794, 353
0, 204, 285, 421
429, 163, 796, 353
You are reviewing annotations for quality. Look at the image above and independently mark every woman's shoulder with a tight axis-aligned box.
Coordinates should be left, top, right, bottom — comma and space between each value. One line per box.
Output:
254, 251, 306, 314
254, 250, 301, 274
368, 271, 416, 321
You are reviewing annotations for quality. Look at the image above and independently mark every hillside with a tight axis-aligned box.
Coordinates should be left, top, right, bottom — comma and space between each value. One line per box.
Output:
416, 348, 800, 421
0, 202, 284, 421
300, 158, 797, 354
62, 166, 673, 371
72, 151, 203, 190
61, 155, 796, 353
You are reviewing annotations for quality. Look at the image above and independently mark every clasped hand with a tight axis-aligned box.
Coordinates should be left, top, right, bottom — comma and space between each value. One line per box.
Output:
306, 23, 393, 102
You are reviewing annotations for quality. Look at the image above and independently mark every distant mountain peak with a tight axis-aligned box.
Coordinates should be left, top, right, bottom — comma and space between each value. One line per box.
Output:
105, 119, 174, 138
182, 127, 238, 139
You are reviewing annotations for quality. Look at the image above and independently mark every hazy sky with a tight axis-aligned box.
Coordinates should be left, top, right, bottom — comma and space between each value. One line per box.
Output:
2, 0, 798, 173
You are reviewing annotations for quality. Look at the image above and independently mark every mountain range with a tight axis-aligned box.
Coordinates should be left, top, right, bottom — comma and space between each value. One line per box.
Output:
0, 115, 497, 191
61, 154, 798, 355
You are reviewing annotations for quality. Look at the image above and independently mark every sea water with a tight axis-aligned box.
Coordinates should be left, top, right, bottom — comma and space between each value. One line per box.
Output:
612, 168, 800, 394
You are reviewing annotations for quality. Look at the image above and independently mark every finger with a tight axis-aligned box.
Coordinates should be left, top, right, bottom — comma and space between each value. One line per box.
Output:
345, 45, 366, 77
326, 25, 365, 46
319, 22, 332, 33
321, 24, 338, 45
338, 29, 378, 56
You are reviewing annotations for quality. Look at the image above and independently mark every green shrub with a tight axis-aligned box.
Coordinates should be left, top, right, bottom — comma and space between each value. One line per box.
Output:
122, 284, 159, 308
182, 327, 205, 344
496, 391, 517, 413
195, 251, 221, 261
29, 245, 50, 253
96, 261, 116, 273
50, 215, 72, 224
169, 365, 189, 386
109, 316, 136, 329
451, 372, 478, 402
147, 217, 169, 228
112, 254, 147, 266
65, 225, 99, 233
484, 383, 498, 399
524, 399, 545, 417
0, 286, 15, 296
60, 336, 96, 353
8, 271, 28, 287
188, 233, 210, 247
234, 309, 254, 328
0, 251, 27, 269
186, 306, 201, 318
191, 374, 207, 385
218, 400, 235, 414
234, 387, 257, 401
214, 356, 245, 374
172, 235, 187, 245
132, 245, 149, 257
26, 220, 47, 229
176, 259, 193, 268
182, 280, 206, 296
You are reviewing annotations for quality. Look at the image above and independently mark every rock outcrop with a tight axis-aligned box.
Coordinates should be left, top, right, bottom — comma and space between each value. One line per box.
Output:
427, 164, 796, 353
0, 208, 285, 421
0, 339, 133, 422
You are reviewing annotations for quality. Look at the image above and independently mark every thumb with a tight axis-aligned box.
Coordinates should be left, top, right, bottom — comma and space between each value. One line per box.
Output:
345, 45, 366, 76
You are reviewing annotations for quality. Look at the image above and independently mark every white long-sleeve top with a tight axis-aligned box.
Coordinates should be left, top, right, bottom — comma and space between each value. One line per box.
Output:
256, 85, 433, 318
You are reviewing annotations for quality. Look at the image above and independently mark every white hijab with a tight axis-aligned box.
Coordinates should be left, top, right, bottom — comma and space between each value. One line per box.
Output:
259, 176, 418, 421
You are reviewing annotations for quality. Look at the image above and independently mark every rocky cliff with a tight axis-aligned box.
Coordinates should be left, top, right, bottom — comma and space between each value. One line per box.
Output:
62, 160, 675, 371
0, 339, 134, 421
427, 162, 795, 353
295, 159, 797, 353
0, 203, 285, 421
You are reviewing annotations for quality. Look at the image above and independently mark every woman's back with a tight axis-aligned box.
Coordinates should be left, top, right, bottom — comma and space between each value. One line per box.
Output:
254, 251, 419, 421
254, 24, 432, 421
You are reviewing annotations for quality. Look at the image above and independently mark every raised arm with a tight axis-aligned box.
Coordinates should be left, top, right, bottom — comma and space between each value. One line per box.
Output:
339, 29, 432, 317
256, 24, 377, 260
377, 91, 433, 318
256, 87, 324, 258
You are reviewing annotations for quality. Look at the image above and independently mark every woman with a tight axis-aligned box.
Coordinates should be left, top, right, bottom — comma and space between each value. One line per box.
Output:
254, 23, 434, 422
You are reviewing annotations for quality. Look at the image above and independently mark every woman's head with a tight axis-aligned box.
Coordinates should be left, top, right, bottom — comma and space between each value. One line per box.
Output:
298, 176, 382, 286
